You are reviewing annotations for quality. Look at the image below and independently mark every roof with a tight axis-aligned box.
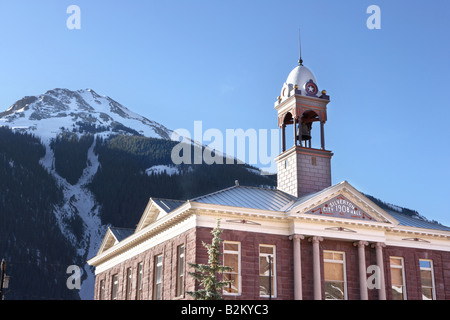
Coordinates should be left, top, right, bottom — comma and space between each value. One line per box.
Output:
386, 210, 450, 232
109, 227, 134, 242
152, 198, 185, 214
191, 183, 450, 232
191, 185, 296, 211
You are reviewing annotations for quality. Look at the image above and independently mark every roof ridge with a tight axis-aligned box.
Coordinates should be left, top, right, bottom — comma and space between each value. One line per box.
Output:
109, 226, 134, 231
190, 185, 239, 202
150, 197, 186, 202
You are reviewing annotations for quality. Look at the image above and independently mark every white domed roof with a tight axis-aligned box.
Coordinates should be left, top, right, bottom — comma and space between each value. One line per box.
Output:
286, 65, 317, 91
279, 64, 320, 101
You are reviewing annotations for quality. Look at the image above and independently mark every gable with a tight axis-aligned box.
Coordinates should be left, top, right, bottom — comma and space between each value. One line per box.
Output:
289, 180, 399, 225
305, 194, 375, 221
135, 198, 187, 233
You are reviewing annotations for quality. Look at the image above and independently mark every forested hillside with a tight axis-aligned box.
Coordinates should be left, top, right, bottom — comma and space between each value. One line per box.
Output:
88, 135, 276, 228
0, 128, 82, 299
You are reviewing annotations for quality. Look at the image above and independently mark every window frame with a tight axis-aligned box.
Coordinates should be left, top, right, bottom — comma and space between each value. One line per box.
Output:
390, 256, 407, 300
259, 244, 277, 298
323, 250, 348, 300
111, 274, 119, 300
222, 241, 241, 296
99, 279, 105, 300
153, 254, 163, 300
125, 267, 133, 300
176, 244, 185, 297
419, 259, 436, 300
136, 262, 143, 300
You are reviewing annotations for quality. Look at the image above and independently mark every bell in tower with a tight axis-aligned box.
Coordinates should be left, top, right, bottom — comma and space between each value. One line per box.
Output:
297, 121, 311, 143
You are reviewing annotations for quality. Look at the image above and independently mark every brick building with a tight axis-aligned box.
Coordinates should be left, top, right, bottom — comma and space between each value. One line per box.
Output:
87, 56, 450, 300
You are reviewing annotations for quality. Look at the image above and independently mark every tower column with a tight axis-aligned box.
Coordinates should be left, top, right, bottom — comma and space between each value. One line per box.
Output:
281, 124, 286, 152
320, 121, 325, 150
293, 116, 297, 146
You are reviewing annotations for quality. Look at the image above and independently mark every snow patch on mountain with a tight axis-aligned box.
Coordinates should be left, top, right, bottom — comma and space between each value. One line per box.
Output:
40, 136, 106, 300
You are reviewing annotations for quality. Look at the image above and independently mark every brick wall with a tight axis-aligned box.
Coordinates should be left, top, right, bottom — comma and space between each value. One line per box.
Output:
93, 226, 450, 300
277, 149, 332, 198
93, 227, 197, 300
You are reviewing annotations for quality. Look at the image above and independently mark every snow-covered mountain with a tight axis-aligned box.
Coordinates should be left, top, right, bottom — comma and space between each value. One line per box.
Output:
0, 88, 175, 299
0, 88, 172, 142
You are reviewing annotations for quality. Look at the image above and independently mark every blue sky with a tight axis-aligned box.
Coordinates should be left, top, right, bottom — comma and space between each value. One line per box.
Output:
0, 0, 449, 226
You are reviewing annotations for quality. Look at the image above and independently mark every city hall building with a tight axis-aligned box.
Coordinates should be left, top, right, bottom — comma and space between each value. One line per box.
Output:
87, 55, 450, 300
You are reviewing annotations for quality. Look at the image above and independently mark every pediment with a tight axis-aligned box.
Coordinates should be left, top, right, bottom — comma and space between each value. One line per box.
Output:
135, 198, 187, 233
97, 229, 119, 255
289, 181, 399, 225
306, 194, 375, 221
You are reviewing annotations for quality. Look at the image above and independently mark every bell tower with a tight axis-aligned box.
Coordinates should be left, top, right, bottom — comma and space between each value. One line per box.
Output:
274, 56, 333, 198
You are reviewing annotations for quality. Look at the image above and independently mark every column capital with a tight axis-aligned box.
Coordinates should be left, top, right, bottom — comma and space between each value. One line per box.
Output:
289, 234, 305, 241
308, 236, 323, 243
371, 242, 386, 249
353, 240, 369, 248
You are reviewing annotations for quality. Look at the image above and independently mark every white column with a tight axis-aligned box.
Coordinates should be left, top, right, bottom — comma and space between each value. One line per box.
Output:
354, 241, 369, 300
309, 236, 323, 300
290, 234, 304, 300
372, 242, 386, 300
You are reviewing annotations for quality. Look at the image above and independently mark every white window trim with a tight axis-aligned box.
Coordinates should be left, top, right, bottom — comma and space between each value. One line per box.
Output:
223, 241, 241, 296
176, 244, 185, 297
390, 256, 407, 300
419, 259, 436, 300
153, 254, 163, 300
259, 244, 277, 298
323, 250, 348, 300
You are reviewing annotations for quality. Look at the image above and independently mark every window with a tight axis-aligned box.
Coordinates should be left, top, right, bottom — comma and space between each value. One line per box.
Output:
259, 245, 276, 297
99, 279, 105, 300
136, 262, 143, 300
223, 241, 241, 295
176, 245, 185, 297
323, 251, 347, 300
111, 274, 119, 300
390, 257, 406, 300
125, 267, 132, 300
420, 259, 435, 300
153, 254, 163, 300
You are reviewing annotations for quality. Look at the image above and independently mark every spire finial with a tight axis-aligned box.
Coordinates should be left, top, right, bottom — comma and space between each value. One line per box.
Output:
298, 29, 303, 66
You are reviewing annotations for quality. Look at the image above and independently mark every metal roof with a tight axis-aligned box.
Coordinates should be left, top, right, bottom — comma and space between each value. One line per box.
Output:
152, 198, 186, 213
386, 210, 450, 232
191, 185, 296, 211
190, 184, 450, 232
109, 227, 134, 242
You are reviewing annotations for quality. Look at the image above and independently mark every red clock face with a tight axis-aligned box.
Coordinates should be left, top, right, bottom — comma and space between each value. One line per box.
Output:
305, 80, 318, 96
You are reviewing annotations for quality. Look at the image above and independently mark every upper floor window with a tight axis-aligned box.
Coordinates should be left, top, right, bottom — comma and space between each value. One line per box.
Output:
136, 262, 143, 300
176, 245, 185, 297
259, 245, 276, 298
420, 259, 436, 300
323, 251, 347, 300
153, 254, 163, 300
390, 257, 407, 300
223, 241, 241, 295
111, 274, 119, 300
125, 267, 132, 300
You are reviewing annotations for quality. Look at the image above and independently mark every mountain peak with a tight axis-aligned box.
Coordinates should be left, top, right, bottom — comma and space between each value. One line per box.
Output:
0, 88, 172, 141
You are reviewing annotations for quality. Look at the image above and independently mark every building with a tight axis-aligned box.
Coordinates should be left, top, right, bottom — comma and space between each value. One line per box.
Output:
87, 54, 450, 301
